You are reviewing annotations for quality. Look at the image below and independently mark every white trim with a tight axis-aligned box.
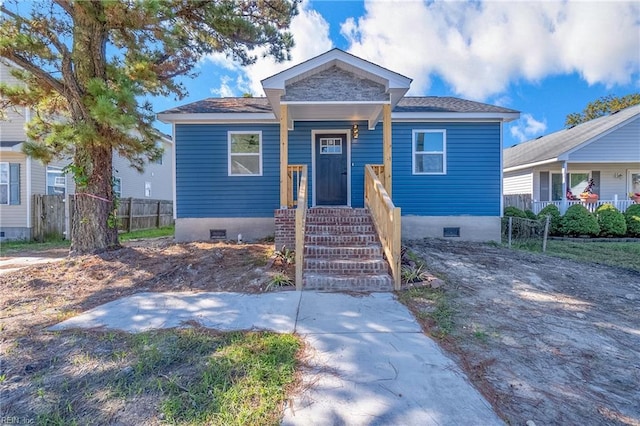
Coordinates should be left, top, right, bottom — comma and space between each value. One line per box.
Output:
281, 100, 390, 105
0, 162, 8, 205
504, 158, 558, 173
158, 113, 276, 123
227, 130, 263, 177
412, 129, 447, 175
113, 176, 122, 198
627, 169, 640, 195
311, 129, 351, 207
172, 123, 177, 220
26, 156, 31, 227
393, 112, 519, 122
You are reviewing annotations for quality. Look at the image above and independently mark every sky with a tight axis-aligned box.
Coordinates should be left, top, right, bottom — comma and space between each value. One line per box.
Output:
153, 0, 640, 148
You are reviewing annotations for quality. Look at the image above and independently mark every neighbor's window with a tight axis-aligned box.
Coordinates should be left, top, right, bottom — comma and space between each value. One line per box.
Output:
228, 131, 262, 176
145, 181, 151, 197
46, 166, 66, 196
113, 177, 122, 198
413, 130, 446, 174
0, 162, 8, 204
551, 172, 589, 200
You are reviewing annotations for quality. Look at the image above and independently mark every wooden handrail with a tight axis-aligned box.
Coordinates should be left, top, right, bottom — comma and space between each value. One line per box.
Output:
294, 165, 308, 290
364, 164, 401, 290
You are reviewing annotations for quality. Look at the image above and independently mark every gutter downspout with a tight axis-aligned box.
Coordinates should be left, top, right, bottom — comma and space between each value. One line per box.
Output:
25, 106, 32, 233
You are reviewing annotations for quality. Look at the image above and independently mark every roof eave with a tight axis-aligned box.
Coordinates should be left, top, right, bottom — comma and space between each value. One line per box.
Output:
157, 112, 277, 124
393, 112, 520, 122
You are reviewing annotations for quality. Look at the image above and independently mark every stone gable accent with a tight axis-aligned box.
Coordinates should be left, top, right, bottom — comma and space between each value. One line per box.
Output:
283, 66, 388, 102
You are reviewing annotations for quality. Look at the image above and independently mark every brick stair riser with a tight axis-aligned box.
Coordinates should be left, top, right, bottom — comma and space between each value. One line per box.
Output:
303, 273, 393, 291
305, 234, 379, 246
305, 224, 376, 235
307, 208, 369, 217
304, 245, 382, 258
306, 217, 374, 225
304, 259, 389, 274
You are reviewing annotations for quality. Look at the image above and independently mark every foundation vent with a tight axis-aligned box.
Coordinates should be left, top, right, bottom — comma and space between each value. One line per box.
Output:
443, 227, 460, 238
210, 229, 227, 240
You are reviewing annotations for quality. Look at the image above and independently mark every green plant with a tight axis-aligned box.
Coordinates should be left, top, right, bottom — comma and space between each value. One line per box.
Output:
504, 206, 528, 218
401, 264, 427, 283
595, 204, 627, 237
524, 209, 537, 220
265, 273, 293, 291
274, 245, 295, 266
537, 204, 562, 236
561, 204, 600, 236
624, 204, 640, 237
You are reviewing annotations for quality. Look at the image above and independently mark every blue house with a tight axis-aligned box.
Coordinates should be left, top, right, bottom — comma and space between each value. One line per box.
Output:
158, 49, 519, 290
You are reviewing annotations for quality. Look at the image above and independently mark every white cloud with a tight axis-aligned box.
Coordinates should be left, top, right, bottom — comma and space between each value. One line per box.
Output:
509, 113, 548, 143
210, 75, 235, 97
341, 0, 640, 100
204, 0, 332, 97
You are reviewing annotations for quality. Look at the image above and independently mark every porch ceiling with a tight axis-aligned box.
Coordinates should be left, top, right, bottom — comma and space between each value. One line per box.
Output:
283, 102, 386, 130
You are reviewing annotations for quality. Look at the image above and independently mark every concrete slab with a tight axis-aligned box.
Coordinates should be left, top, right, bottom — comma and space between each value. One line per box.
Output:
295, 292, 421, 334
50, 292, 301, 333
282, 332, 502, 426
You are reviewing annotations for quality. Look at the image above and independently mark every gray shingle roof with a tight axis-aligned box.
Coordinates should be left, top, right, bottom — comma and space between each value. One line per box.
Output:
504, 104, 640, 169
0, 141, 24, 148
159, 96, 518, 115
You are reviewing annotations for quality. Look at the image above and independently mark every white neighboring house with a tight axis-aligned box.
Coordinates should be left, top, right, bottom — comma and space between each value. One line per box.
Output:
0, 63, 173, 241
503, 104, 640, 214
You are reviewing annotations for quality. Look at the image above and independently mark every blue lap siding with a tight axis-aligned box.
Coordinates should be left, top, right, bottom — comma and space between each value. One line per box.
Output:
175, 121, 501, 218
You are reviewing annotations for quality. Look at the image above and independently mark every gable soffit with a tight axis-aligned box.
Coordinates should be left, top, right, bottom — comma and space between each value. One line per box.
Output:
282, 66, 388, 102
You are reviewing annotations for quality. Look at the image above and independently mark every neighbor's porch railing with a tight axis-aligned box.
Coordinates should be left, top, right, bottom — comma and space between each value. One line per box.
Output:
533, 199, 635, 214
289, 165, 308, 290
364, 164, 401, 290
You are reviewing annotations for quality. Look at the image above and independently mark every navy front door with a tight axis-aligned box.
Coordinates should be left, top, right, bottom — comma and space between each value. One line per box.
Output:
315, 134, 348, 205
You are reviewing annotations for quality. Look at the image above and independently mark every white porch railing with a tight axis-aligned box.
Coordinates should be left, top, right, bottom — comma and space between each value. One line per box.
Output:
532, 199, 636, 214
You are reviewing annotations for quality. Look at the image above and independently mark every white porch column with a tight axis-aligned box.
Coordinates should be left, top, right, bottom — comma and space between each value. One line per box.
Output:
279, 104, 288, 208
561, 160, 568, 214
383, 104, 392, 196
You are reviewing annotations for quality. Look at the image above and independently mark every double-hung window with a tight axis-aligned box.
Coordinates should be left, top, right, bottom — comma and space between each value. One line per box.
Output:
46, 166, 66, 196
113, 177, 122, 198
412, 130, 446, 174
228, 131, 262, 176
0, 162, 8, 204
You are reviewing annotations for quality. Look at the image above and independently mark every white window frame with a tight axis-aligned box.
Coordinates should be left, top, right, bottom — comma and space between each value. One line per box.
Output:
228, 131, 263, 176
46, 165, 66, 195
113, 177, 122, 198
319, 137, 343, 154
144, 181, 151, 197
412, 129, 447, 175
0, 162, 8, 205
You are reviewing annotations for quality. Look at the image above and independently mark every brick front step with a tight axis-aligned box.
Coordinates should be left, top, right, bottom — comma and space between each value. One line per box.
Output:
305, 234, 379, 246
305, 224, 377, 235
303, 273, 393, 291
304, 258, 389, 274
307, 207, 370, 217
304, 244, 383, 258
305, 215, 373, 225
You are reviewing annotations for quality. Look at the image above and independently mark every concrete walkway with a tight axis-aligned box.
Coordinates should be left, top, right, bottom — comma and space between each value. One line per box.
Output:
52, 291, 503, 425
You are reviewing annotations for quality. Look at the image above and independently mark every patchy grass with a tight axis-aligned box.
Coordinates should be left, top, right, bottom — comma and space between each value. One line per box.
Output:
5, 328, 301, 425
518, 240, 640, 272
119, 225, 175, 241
0, 238, 69, 255
397, 286, 455, 338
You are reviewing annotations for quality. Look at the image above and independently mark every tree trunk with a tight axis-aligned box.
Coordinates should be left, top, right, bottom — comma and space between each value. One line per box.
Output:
70, 144, 119, 254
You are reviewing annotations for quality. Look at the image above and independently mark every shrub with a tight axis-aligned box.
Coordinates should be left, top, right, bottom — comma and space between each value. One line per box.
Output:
624, 204, 640, 237
524, 209, 537, 220
561, 204, 600, 237
504, 206, 527, 218
595, 204, 627, 237
537, 204, 562, 236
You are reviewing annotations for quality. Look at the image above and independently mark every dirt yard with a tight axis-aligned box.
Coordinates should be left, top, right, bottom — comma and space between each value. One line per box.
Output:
1, 238, 638, 424
406, 239, 640, 425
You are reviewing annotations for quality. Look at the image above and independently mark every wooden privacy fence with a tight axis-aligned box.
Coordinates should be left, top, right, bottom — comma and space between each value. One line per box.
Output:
503, 194, 532, 211
32, 194, 66, 241
114, 198, 173, 232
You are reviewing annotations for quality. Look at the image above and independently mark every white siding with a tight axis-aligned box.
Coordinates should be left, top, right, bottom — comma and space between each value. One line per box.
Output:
568, 117, 640, 162
0, 63, 27, 142
0, 151, 28, 227
503, 169, 533, 195
113, 139, 173, 200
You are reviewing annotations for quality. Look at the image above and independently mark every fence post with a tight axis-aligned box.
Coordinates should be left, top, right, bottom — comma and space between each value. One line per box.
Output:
508, 216, 512, 248
128, 198, 134, 233
542, 215, 550, 253
157, 201, 161, 228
